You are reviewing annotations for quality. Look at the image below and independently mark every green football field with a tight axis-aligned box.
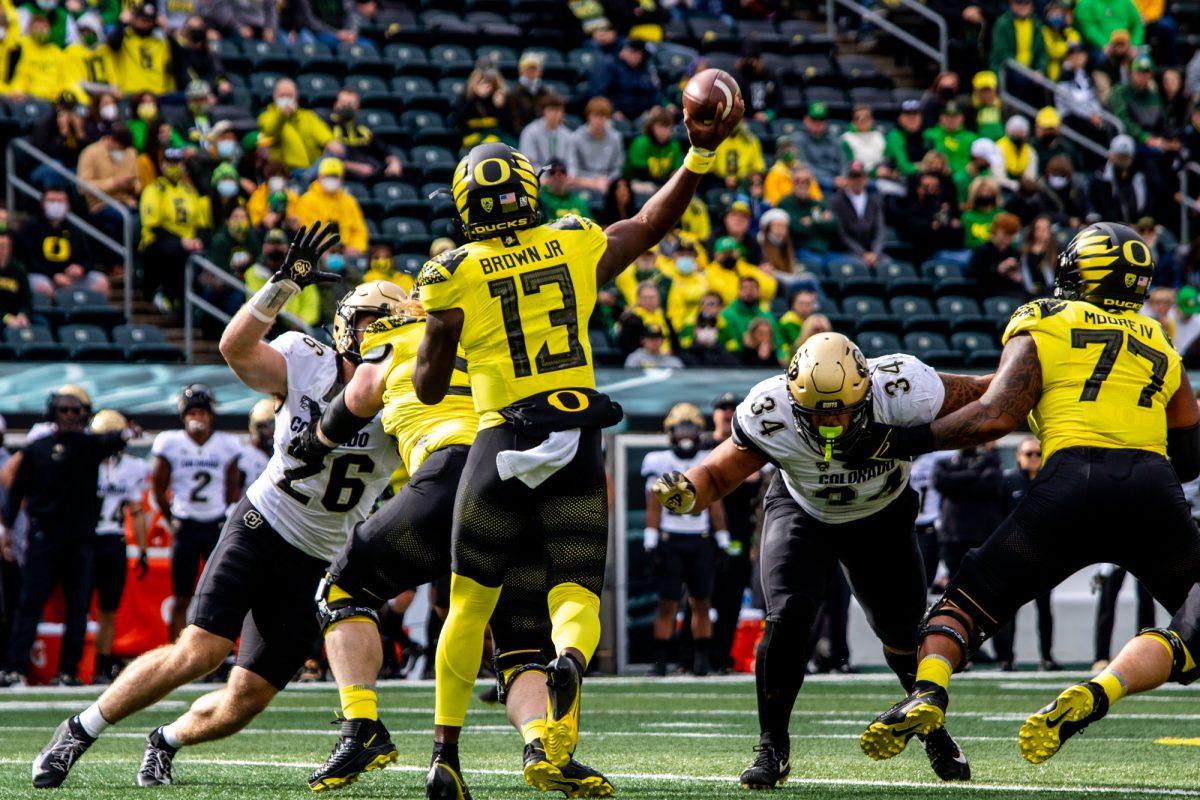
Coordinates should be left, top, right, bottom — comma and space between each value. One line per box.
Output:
1, 672, 1199, 799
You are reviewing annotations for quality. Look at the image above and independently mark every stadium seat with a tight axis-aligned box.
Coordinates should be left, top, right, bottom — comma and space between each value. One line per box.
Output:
400, 109, 457, 148
385, 44, 438, 79
888, 295, 944, 334
53, 288, 123, 328
936, 295, 990, 333
983, 296, 1024, 331
704, 188, 737, 215
951, 331, 1003, 368
429, 44, 475, 76
243, 39, 295, 73
5, 325, 68, 360
877, 260, 927, 295
297, 73, 341, 106
409, 146, 458, 181
296, 41, 341, 74
825, 256, 884, 296
338, 41, 389, 76
839, 295, 897, 334
0, 343, 17, 360
112, 324, 184, 362
568, 47, 604, 77
429, 217, 459, 239
920, 258, 973, 295
394, 254, 426, 276
903, 331, 960, 368
356, 107, 404, 144
837, 55, 891, 88
436, 77, 468, 102
393, 76, 448, 111
381, 217, 433, 251
58, 324, 123, 361
248, 72, 287, 105
856, 330, 903, 358
476, 45, 519, 71
345, 74, 390, 103
375, 181, 427, 217
30, 291, 64, 327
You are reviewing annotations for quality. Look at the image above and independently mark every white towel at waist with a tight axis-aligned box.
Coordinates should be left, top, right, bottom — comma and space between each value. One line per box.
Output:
495, 429, 582, 488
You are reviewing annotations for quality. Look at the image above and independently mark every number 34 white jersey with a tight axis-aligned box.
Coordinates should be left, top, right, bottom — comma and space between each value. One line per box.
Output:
152, 429, 242, 524
247, 332, 400, 563
732, 354, 945, 524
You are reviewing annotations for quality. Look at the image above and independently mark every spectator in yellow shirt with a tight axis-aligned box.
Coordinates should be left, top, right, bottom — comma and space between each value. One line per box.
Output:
139, 148, 210, 310
110, 3, 173, 95
362, 242, 415, 293
246, 160, 301, 230
705, 236, 777, 306
294, 158, 368, 255
258, 78, 334, 172
8, 13, 67, 101
659, 241, 709, 333
763, 137, 823, 207
66, 13, 117, 92
713, 121, 766, 189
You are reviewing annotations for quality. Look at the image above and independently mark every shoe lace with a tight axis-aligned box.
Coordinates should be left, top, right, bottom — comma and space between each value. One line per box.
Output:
749, 745, 782, 771
140, 746, 173, 781
315, 716, 361, 774
46, 733, 89, 772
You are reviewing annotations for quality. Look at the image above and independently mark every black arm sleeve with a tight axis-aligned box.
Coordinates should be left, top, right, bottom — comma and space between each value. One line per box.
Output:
318, 391, 375, 446
1168, 422, 1200, 483
4, 447, 31, 529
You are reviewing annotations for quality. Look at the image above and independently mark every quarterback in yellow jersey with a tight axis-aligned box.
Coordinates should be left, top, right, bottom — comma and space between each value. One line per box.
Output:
291, 284, 614, 797
403, 93, 743, 799
845, 222, 1200, 767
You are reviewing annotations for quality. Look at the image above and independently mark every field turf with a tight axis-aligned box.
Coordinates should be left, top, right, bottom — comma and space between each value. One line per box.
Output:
1, 671, 1199, 799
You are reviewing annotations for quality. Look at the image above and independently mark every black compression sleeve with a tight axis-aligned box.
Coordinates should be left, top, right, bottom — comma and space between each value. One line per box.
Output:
1168, 422, 1200, 483
318, 391, 375, 446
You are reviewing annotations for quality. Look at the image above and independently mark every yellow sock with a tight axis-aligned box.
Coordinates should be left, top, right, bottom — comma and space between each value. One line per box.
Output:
547, 583, 602, 664
434, 574, 502, 728
520, 717, 548, 745
339, 684, 378, 721
1094, 670, 1127, 705
915, 655, 953, 690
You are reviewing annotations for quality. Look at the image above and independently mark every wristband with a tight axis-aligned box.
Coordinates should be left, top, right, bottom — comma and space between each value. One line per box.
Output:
643, 527, 660, 550
683, 146, 716, 175
714, 529, 731, 551
247, 278, 300, 323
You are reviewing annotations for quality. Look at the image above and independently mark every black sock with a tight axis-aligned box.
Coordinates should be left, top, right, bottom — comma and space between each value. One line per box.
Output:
693, 639, 711, 675
432, 741, 459, 772
883, 648, 919, 694
652, 639, 669, 669
755, 621, 805, 747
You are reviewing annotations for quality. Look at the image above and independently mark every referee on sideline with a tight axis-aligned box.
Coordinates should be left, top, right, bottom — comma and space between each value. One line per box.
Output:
0, 391, 133, 686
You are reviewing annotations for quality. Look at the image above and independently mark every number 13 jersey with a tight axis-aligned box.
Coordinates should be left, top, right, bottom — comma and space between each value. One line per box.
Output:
247, 332, 400, 562
1002, 298, 1181, 463
732, 354, 945, 523
417, 215, 608, 428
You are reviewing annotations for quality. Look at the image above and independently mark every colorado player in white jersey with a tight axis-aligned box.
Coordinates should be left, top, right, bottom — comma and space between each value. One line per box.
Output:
151, 384, 244, 640
651, 333, 991, 790
90, 410, 150, 684
641, 403, 729, 677
237, 399, 275, 488
32, 224, 402, 790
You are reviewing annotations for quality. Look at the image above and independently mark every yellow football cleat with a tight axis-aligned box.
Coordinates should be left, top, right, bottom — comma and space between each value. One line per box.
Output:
544, 654, 584, 768
1019, 681, 1109, 764
860, 682, 948, 761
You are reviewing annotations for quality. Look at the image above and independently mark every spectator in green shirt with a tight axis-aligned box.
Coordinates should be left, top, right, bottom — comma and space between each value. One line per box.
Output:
1110, 54, 1173, 148
625, 106, 683, 185
719, 274, 780, 345
989, 0, 1048, 75
960, 176, 1003, 249
1074, 0, 1143, 53
923, 101, 978, 174
885, 99, 927, 178
538, 159, 593, 220
967, 72, 1005, 141
776, 165, 840, 264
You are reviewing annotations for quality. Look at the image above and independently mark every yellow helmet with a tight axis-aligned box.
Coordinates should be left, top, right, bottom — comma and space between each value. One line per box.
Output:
450, 143, 541, 241
89, 408, 126, 434
58, 384, 92, 408
786, 333, 872, 453
249, 398, 275, 432
332, 280, 407, 363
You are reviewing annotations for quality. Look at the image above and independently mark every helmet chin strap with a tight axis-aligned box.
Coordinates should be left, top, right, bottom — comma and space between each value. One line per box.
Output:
818, 425, 844, 462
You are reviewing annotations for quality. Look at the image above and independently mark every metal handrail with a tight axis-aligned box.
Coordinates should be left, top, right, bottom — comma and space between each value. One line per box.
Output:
825, 0, 947, 72
5, 138, 134, 320
183, 254, 317, 362
998, 88, 1110, 160
1180, 161, 1200, 248
1001, 59, 1125, 134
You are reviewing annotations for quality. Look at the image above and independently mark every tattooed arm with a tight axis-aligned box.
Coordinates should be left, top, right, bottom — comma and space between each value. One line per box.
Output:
929, 335, 1041, 449
935, 373, 994, 418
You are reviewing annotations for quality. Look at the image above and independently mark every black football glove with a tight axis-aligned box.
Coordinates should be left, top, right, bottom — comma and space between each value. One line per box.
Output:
272, 222, 342, 288
286, 403, 335, 463
834, 422, 935, 468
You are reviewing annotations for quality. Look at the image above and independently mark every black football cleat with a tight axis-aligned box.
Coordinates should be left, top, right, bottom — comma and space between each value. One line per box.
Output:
137, 726, 178, 787
545, 654, 583, 768
426, 754, 472, 800
32, 716, 95, 788
308, 716, 398, 791
739, 744, 790, 790
860, 680, 948, 761
919, 726, 971, 781
1019, 681, 1109, 764
523, 739, 615, 798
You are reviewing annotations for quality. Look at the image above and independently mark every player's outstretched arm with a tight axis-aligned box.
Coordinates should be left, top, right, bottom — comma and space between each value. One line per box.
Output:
929, 334, 1041, 449
1166, 372, 1200, 481
413, 308, 463, 406
653, 438, 767, 515
935, 373, 994, 418
596, 95, 745, 288
219, 305, 288, 397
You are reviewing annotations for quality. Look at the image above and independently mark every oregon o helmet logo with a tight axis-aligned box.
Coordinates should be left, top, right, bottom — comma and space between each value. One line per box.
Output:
547, 390, 590, 412
1122, 239, 1152, 267
473, 157, 512, 187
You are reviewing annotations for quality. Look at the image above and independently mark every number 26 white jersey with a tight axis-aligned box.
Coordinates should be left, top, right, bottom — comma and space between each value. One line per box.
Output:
246, 332, 400, 563
732, 354, 945, 524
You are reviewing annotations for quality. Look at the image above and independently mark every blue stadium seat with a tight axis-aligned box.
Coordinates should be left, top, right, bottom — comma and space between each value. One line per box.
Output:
5, 325, 67, 360
112, 324, 184, 362
983, 296, 1024, 330
58, 324, 123, 361
903, 331, 961, 368
345, 74, 390, 103
30, 291, 64, 327
936, 295, 990, 333
475, 45, 518, 71
394, 254, 427, 276
53, 288, 123, 329
920, 258, 973, 295
296, 41, 340, 74
393, 76, 448, 111
375, 181, 426, 217
381, 217, 433, 251
429, 44, 475, 77
589, 328, 623, 366
856, 330, 902, 358
889, 295, 944, 334
248, 72, 287, 105
243, 40, 295, 73
338, 41, 388, 77
826, 256, 884, 296
951, 331, 1003, 368
877, 260, 927, 295
410, 146, 458, 181
839, 295, 897, 334
385, 44, 438, 79
297, 73, 341, 106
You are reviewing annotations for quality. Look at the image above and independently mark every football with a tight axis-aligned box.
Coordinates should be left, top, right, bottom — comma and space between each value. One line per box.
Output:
682, 68, 740, 125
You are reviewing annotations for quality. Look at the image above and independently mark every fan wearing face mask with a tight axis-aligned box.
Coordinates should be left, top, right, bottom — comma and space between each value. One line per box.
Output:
77, 123, 141, 255
15, 186, 110, 300
208, 162, 246, 225
294, 157, 368, 255
65, 13, 116, 91
139, 148, 212, 311
7, 11, 69, 102
246, 160, 301, 229
641, 403, 730, 678
109, 2, 173, 96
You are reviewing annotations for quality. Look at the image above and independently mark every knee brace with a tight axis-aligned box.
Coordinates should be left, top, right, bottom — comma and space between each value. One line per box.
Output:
917, 598, 980, 669
316, 576, 379, 635
1140, 627, 1200, 685
494, 648, 550, 706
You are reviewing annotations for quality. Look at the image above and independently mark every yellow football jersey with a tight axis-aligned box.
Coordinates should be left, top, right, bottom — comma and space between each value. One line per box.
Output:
417, 215, 609, 427
360, 315, 477, 475
1002, 298, 1181, 462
